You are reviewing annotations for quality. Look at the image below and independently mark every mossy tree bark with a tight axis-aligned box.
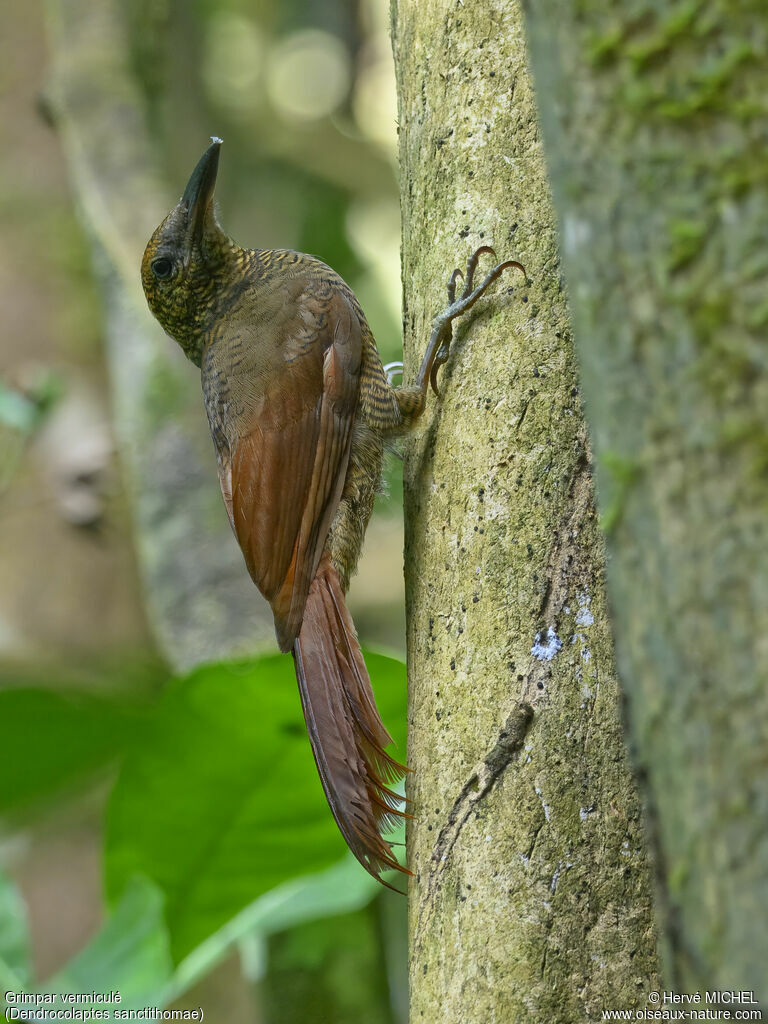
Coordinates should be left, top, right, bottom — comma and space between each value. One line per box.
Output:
522, 1, 768, 999
392, 0, 658, 1019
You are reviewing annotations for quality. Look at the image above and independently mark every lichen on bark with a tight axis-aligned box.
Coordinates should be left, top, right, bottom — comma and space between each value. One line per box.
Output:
392, 0, 659, 1019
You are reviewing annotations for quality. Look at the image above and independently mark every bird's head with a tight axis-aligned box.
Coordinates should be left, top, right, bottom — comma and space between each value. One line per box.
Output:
141, 137, 232, 366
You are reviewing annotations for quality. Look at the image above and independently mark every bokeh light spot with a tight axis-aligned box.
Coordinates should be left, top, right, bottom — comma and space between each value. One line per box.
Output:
266, 30, 351, 123
353, 33, 398, 153
203, 12, 266, 114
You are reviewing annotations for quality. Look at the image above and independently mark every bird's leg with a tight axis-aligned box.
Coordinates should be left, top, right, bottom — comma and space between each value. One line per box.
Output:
395, 247, 526, 425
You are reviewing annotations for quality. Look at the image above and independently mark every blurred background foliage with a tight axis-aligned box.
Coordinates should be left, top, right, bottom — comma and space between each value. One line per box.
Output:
0, 0, 408, 1020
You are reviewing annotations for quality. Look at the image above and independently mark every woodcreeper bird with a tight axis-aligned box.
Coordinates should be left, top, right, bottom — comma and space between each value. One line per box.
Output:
141, 138, 524, 883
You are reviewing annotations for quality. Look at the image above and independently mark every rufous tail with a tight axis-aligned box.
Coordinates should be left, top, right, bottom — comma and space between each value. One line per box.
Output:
293, 555, 409, 882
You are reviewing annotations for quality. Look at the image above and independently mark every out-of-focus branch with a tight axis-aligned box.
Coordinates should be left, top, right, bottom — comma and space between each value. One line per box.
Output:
44, 0, 274, 669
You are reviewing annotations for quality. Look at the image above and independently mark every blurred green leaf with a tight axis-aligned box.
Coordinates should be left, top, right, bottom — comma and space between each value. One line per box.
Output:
1, 860, 397, 1019
105, 652, 406, 963
0, 689, 147, 817
0, 385, 37, 434
262, 900, 396, 1024
0, 373, 63, 436
238, 850, 400, 937
0, 868, 30, 992
42, 876, 172, 1018
169, 853, 387, 997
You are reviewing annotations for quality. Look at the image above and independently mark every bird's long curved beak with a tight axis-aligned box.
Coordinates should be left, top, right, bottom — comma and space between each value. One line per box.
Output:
182, 137, 222, 250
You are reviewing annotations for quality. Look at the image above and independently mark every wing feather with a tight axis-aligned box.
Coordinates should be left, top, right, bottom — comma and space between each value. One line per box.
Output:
202, 285, 361, 650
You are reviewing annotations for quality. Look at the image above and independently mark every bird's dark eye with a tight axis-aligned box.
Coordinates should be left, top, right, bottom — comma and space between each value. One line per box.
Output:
151, 257, 174, 279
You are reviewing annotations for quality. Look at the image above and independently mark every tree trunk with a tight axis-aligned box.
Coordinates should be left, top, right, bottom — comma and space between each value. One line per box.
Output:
392, 0, 659, 1019
522, 1, 768, 1000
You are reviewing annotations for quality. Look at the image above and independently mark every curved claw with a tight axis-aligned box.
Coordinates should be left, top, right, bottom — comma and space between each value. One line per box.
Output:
463, 246, 499, 298
415, 247, 526, 405
447, 268, 463, 304
495, 258, 527, 279
469, 245, 497, 262
463, 259, 528, 313
384, 360, 404, 385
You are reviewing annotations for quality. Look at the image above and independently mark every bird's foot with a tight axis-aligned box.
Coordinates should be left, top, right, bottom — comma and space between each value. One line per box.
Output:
384, 361, 404, 385
423, 247, 526, 396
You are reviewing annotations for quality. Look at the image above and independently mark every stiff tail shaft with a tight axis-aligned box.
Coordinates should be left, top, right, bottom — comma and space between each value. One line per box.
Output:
293, 556, 409, 881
